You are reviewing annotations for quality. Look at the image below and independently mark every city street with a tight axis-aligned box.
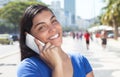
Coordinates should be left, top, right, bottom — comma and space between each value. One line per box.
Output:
0, 36, 120, 77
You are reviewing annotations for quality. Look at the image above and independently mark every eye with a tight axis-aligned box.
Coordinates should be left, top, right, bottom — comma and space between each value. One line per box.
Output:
38, 25, 48, 31
52, 19, 59, 25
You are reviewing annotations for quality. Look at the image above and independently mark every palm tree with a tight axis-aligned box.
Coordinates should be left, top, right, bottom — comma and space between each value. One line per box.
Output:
101, 0, 120, 40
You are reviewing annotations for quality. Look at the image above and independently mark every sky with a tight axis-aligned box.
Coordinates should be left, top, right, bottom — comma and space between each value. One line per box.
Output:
41, 0, 106, 19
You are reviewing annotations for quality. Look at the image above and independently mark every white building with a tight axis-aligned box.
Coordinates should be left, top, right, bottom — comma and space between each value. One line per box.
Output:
76, 16, 90, 29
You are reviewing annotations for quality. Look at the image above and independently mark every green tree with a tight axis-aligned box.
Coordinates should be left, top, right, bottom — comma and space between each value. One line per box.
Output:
0, 1, 46, 33
0, 20, 15, 33
101, 0, 120, 40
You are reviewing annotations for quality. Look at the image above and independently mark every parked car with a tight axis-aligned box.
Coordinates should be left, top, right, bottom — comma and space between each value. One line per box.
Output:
10, 34, 19, 41
0, 34, 13, 45
107, 33, 114, 38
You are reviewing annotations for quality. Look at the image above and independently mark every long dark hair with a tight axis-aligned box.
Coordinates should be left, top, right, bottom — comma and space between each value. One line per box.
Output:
19, 4, 53, 60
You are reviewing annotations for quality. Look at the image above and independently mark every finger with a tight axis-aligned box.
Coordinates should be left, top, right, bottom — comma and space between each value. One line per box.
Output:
49, 45, 56, 49
43, 42, 51, 51
34, 38, 43, 51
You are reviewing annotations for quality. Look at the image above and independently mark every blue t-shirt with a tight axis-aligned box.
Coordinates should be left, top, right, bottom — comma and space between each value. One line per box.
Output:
17, 52, 93, 77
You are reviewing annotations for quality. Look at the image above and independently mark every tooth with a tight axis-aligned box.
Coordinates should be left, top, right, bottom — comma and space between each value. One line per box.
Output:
50, 34, 58, 39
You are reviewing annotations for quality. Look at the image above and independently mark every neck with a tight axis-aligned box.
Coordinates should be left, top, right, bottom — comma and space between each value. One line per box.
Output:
59, 48, 69, 61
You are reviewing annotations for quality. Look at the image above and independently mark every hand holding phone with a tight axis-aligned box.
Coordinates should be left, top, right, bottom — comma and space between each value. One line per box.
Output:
26, 33, 45, 54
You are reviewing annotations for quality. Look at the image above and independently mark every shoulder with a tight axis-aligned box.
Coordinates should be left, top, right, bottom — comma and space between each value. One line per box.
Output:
17, 56, 51, 77
67, 52, 93, 75
18, 56, 41, 68
68, 52, 85, 58
67, 52, 88, 63
17, 56, 43, 77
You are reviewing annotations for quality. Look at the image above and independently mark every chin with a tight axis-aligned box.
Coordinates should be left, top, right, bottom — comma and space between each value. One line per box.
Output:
51, 35, 62, 47
53, 40, 62, 47
57, 43, 62, 47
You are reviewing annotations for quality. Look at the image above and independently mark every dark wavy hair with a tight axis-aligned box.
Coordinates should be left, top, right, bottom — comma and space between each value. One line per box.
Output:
19, 4, 53, 60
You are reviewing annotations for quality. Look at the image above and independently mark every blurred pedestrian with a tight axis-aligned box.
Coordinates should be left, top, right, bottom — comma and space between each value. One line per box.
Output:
71, 31, 76, 39
79, 32, 83, 40
95, 31, 101, 43
84, 30, 90, 50
76, 32, 79, 40
101, 30, 107, 48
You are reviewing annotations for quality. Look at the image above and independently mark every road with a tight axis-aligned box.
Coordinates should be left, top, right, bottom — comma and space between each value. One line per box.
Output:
0, 37, 120, 77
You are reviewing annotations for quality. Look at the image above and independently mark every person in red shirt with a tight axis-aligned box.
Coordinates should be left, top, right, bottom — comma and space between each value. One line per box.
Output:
84, 30, 90, 50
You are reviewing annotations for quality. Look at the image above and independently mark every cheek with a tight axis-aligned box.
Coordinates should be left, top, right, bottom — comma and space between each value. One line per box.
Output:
30, 26, 49, 43
60, 27, 63, 35
37, 32, 48, 42
57, 25, 62, 32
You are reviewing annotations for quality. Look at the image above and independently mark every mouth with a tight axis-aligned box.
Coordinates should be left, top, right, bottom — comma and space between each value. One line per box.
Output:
49, 33, 60, 40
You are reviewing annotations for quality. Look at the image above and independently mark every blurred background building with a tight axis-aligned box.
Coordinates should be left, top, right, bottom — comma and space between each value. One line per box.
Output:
50, 1, 65, 27
64, 0, 76, 26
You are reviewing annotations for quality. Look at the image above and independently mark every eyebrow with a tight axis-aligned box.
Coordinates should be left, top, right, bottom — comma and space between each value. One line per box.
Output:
34, 15, 55, 27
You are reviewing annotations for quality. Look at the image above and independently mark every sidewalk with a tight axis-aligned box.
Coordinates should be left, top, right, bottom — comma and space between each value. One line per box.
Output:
0, 41, 19, 59
62, 36, 120, 77
95, 37, 120, 47
107, 37, 120, 48
0, 52, 20, 77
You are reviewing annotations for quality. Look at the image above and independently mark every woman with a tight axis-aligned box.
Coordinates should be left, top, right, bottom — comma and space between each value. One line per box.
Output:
17, 4, 94, 77
101, 30, 107, 48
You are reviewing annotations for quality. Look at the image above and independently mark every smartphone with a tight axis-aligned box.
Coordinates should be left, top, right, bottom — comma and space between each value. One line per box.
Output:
25, 33, 45, 54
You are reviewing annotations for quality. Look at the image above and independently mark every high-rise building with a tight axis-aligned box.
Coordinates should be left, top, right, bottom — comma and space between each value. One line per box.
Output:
50, 1, 65, 26
64, 0, 76, 26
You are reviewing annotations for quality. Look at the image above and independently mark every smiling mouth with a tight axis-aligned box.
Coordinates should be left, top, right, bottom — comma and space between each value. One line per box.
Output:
49, 33, 60, 40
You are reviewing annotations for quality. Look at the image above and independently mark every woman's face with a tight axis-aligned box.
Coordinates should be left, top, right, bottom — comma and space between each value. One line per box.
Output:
30, 10, 63, 47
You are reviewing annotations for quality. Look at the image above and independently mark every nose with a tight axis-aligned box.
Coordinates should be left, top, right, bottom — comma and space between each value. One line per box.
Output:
48, 25, 57, 33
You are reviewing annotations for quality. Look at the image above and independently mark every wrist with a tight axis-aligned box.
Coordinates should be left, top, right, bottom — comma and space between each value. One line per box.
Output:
52, 62, 63, 70
52, 65, 64, 77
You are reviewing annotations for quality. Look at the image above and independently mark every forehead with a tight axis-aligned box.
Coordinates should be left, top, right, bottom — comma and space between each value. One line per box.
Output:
33, 10, 54, 22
